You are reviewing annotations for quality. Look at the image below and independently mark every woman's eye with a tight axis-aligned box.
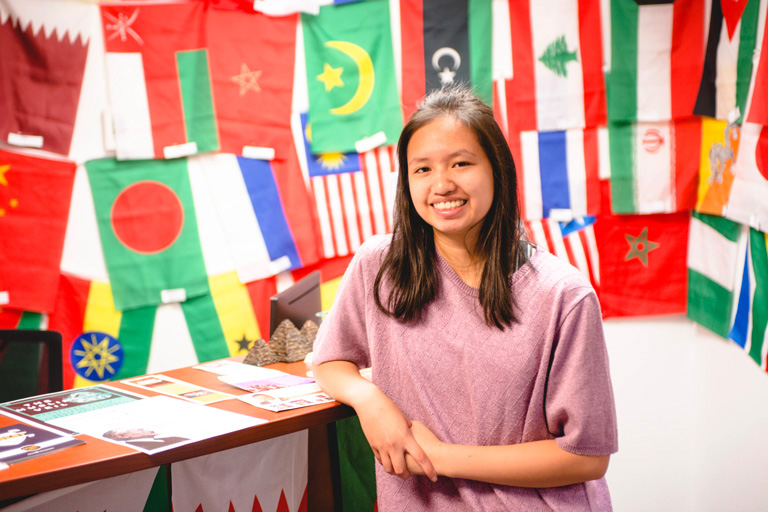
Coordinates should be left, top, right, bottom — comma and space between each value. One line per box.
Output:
412, 167, 428, 174
455, 161, 470, 167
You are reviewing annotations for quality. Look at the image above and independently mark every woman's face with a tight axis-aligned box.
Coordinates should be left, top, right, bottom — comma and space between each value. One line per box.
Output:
406, 116, 494, 248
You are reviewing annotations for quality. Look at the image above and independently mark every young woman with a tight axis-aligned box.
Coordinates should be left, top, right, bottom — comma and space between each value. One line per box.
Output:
312, 86, 618, 511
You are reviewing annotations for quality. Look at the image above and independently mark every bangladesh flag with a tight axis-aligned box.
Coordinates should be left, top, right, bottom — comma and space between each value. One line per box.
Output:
303, 0, 403, 154
85, 157, 209, 310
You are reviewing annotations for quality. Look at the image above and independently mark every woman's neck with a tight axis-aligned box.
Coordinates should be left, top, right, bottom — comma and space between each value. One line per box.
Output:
434, 233, 484, 288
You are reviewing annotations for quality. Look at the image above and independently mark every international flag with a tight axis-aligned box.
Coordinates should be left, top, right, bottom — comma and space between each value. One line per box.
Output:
196, 152, 312, 284
206, 8, 298, 158
510, 127, 602, 221
0, 150, 76, 313
399, 0, 493, 120
607, 0, 705, 122
524, 216, 600, 290
693, 0, 761, 122
48, 273, 236, 390
744, 6, 768, 125
100, 1, 218, 160
696, 117, 740, 216
594, 210, 690, 318
171, 431, 308, 512
729, 227, 768, 371
296, 113, 395, 259
0, 309, 42, 330
608, 117, 701, 214
0, 0, 90, 156
502, 0, 606, 133
302, 0, 403, 154
85, 157, 210, 311
687, 212, 745, 338
725, 123, 768, 229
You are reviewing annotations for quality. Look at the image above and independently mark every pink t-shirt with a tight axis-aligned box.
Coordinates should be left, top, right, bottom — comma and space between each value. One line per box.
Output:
314, 235, 618, 511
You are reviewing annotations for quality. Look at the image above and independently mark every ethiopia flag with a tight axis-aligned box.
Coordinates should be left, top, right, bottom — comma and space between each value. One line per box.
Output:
85, 157, 209, 311
100, 1, 218, 160
0, 150, 76, 313
303, 0, 403, 154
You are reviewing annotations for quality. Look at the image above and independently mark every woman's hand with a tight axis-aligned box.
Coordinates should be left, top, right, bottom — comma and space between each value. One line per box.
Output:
404, 421, 443, 477
355, 390, 437, 482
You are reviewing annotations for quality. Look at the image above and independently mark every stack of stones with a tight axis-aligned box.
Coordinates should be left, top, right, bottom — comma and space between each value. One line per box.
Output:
243, 319, 319, 367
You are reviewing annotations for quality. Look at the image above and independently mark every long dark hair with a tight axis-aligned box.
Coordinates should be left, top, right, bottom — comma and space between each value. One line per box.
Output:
373, 85, 523, 329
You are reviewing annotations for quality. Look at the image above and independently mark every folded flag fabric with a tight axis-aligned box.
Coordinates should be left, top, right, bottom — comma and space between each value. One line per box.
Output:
607, 0, 705, 122
725, 123, 768, 230
744, 7, 768, 125
693, 0, 761, 122
510, 127, 602, 221
100, 1, 218, 160
695, 117, 740, 216
502, 0, 605, 133
302, 0, 403, 153
729, 227, 768, 371
687, 212, 745, 338
0, 0, 90, 156
399, 0, 493, 120
608, 117, 701, 214
0, 309, 41, 330
85, 156, 210, 311
594, 209, 690, 318
0, 149, 76, 313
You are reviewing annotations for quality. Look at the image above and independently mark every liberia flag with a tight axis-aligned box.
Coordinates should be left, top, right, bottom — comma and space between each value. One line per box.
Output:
608, 117, 701, 214
695, 117, 740, 216
100, 1, 218, 160
693, 0, 761, 122
0, 0, 90, 156
399, 0, 493, 120
607, 0, 705, 122
0, 150, 76, 313
725, 123, 768, 230
502, 0, 606, 133
509, 127, 602, 221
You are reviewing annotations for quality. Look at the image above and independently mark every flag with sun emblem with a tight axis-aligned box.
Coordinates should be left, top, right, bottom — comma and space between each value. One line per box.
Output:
0, 150, 76, 313
501, 0, 605, 133
608, 117, 701, 214
85, 156, 210, 311
399, 0, 493, 120
725, 123, 768, 230
593, 210, 690, 318
302, 0, 403, 154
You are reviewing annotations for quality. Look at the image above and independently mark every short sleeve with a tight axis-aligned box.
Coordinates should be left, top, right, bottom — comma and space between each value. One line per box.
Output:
545, 291, 619, 456
312, 236, 388, 369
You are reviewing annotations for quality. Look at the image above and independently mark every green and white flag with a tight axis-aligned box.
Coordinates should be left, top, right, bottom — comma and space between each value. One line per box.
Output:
303, 0, 403, 154
85, 157, 209, 311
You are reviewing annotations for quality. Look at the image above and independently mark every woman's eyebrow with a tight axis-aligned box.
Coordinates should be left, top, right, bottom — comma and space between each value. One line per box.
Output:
408, 149, 477, 167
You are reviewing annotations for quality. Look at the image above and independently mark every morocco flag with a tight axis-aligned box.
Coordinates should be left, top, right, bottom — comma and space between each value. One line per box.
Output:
0, 150, 76, 312
85, 157, 210, 311
100, 1, 218, 160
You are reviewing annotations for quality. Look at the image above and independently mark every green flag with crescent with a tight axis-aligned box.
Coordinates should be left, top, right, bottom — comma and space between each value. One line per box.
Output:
303, 0, 403, 154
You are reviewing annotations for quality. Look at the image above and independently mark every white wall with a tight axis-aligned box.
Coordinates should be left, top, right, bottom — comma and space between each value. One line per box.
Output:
604, 316, 768, 511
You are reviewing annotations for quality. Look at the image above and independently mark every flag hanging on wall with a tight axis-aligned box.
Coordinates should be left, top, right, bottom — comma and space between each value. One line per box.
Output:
693, 0, 761, 122
744, 6, 768, 126
85, 157, 210, 311
100, 1, 218, 160
729, 227, 768, 371
502, 0, 605, 133
608, 117, 701, 214
696, 117, 740, 216
594, 209, 690, 318
0, 0, 90, 156
399, 0, 493, 120
0, 150, 76, 313
687, 212, 745, 338
725, 123, 768, 230
302, 0, 403, 153
607, 0, 705, 123
206, 8, 298, 158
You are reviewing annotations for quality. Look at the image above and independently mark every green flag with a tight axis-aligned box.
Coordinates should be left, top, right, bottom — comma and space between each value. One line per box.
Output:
86, 157, 209, 311
303, 0, 403, 154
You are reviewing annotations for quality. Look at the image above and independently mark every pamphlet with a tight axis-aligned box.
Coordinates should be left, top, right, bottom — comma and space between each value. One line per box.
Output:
219, 372, 315, 393
238, 383, 335, 412
122, 375, 235, 404
0, 421, 84, 465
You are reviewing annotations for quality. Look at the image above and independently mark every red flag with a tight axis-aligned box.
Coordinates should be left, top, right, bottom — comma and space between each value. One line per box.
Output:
206, 8, 298, 158
745, 12, 768, 125
0, 11, 88, 156
0, 150, 76, 312
594, 210, 690, 318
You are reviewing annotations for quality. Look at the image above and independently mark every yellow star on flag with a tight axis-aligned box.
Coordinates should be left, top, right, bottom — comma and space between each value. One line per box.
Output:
231, 63, 262, 96
0, 164, 9, 186
317, 63, 344, 92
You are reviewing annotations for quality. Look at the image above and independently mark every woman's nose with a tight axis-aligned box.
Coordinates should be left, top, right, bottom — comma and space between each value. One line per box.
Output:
433, 168, 455, 194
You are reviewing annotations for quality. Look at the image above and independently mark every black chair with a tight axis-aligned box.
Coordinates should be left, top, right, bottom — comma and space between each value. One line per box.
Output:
0, 329, 63, 403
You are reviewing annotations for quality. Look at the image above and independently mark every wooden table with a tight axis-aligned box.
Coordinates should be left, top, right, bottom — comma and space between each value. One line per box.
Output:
0, 359, 355, 508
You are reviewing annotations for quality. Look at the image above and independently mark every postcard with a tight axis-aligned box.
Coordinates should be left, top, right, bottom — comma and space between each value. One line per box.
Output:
0, 421, 85, 465
219, 373, 315, 393
238, 383, 335, 413
122, 375, 235, 404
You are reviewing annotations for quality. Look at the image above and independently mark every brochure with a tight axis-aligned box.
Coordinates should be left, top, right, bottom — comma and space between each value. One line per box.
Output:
0, 421, 84, 465
218, 373, 315, 393
122, 375, 235, 404
238, 383, 335, 413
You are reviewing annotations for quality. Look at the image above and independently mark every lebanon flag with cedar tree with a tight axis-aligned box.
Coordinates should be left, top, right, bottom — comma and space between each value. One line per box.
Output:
0, 150, 76, 313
